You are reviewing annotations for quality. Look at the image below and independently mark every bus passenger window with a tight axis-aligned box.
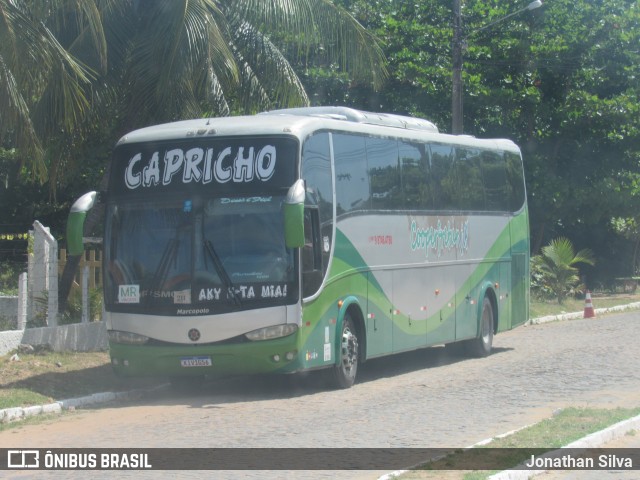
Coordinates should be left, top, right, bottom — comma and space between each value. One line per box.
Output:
367, 137, 401, 210
481, 150, 509, 211
400, 140, 432, 210
333, 133, 370, 215
454, 147, 484, 211
429, 144, 455, 210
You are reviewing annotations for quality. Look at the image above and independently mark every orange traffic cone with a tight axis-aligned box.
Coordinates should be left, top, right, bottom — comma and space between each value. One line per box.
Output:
583, 290, 595, 318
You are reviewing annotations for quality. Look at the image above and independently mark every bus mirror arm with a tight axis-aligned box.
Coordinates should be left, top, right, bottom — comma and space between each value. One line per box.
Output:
67, 191, 97, 256
283, 179, 305, 249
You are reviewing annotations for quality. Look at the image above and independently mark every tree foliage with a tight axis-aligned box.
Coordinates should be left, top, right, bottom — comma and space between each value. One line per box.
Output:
1, 0, 639, 288
318, 0, 639, 285
0, 0, 99, 180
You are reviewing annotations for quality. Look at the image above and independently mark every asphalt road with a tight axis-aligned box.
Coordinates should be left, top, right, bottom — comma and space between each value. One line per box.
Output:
1, 311, 639, 479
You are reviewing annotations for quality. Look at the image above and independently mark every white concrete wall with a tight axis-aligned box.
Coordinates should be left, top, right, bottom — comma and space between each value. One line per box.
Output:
29, 221, 58, 326
0, 296, 18, 325
0, 322, 107, 356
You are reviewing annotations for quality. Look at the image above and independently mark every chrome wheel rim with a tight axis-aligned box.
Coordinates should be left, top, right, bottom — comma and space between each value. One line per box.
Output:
340, 325, 358, 379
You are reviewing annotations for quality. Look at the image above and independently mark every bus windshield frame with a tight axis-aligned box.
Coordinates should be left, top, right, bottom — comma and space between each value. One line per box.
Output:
104, 135, 300, 316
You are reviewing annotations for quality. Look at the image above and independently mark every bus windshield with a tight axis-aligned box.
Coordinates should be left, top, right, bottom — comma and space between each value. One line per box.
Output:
105, 195, 297, 315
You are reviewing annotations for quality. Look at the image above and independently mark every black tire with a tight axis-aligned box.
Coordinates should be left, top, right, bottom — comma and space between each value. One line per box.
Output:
329, 314, 359, 389
466, 296, 494, 357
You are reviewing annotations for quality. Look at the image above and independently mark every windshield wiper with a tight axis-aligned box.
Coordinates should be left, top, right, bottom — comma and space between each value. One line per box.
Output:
203, 239, 241, 306
149, 238, 179, 297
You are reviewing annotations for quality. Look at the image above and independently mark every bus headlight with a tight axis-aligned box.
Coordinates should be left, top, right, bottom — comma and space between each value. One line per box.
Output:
108, 330, 150, 345
245, 324, 298, 341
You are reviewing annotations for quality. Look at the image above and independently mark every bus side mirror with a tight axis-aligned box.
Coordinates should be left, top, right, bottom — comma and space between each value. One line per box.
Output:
284, 179, 305, 248
67, 191, 97, 255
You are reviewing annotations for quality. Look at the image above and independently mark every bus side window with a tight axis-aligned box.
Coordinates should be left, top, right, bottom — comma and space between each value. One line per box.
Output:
453, 147, 484, 211
505, 151, 526, 212
481, 150, 509, 211
399, 140, 432, 210
302, 207, 323, 298
429, 143, 455, 210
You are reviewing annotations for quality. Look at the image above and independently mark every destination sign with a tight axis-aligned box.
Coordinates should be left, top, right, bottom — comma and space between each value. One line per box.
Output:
110, 137, 298, 195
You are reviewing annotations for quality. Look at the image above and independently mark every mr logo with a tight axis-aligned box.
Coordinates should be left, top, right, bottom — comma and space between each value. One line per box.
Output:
118, 284, 140, 303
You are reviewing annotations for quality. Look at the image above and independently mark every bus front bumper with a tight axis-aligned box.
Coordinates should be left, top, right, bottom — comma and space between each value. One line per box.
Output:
108, 335, 301, 377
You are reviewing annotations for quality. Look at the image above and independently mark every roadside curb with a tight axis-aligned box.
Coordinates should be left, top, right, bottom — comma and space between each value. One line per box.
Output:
528, 301, 640, 325
379, 414, 640, 480
0, 384, 168, 424
487, 413, 640, 480
378, 303, 640, 480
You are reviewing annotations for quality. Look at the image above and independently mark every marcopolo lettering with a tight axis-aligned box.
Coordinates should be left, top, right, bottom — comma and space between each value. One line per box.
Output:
124, 145, 277, 189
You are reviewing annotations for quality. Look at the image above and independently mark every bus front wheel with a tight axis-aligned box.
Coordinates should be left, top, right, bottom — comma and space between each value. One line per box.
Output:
329, 314, 359, 389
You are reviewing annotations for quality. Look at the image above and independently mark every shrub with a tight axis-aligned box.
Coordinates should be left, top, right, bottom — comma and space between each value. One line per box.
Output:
531, 237, 595, 304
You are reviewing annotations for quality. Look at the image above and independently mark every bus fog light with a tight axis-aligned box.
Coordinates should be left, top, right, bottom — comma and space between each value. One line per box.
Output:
285, 351, 296, 361
123, 360, 129, 366
245, 324, 298, 341
272, 354, 281, 362
109, 330, 149, 345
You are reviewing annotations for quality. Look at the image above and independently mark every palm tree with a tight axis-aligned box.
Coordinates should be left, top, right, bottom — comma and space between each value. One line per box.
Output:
0, 0, 103, 181
2, 0, 387, 183
57, 0, 388, 309
531, 237, 596, 304
98, 0, 387, 128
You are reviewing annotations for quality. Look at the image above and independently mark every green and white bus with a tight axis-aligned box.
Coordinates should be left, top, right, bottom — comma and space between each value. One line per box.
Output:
69, 106, 529, 388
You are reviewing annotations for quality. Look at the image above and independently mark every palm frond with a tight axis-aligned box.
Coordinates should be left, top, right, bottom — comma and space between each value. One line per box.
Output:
0, 52, 45, 178
0, 1, 93, 180
231, 20, 309, 109
224, 0, 388, 89
65, 0, 109, 73
121, 0, 239, 126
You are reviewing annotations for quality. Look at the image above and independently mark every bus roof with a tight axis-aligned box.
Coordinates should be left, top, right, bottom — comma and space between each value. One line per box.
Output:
116, 107, 520, 154
262, 106, 439, 132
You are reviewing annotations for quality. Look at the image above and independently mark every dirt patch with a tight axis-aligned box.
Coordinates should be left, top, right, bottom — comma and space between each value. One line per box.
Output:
0, 348, 164, 408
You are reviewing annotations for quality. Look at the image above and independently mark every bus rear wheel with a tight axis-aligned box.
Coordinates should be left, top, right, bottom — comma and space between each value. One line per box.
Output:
329, 314, 359, 389
466, 296, 494, 357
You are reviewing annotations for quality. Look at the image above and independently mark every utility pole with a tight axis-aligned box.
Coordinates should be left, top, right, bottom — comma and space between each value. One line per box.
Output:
450, 0, 543, 135
452, 0, 464, 135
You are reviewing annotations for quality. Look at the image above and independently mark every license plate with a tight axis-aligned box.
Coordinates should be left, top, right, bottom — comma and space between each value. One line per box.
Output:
180, 356, 212, 367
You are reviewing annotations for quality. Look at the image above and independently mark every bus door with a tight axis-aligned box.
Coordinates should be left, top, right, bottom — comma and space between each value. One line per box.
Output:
366, 271, 393, 357
510, 252, 529, 328
425, 265, 456, 346
499, 260, 512, 331
455, 263, 479, 341
392, 269, 428, 352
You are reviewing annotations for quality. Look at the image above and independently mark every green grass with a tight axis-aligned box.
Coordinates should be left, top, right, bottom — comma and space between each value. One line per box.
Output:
0, 388, 52, 410
399, 407, 640, 479
0, 349, 164, 411
483, 407, 640, 449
